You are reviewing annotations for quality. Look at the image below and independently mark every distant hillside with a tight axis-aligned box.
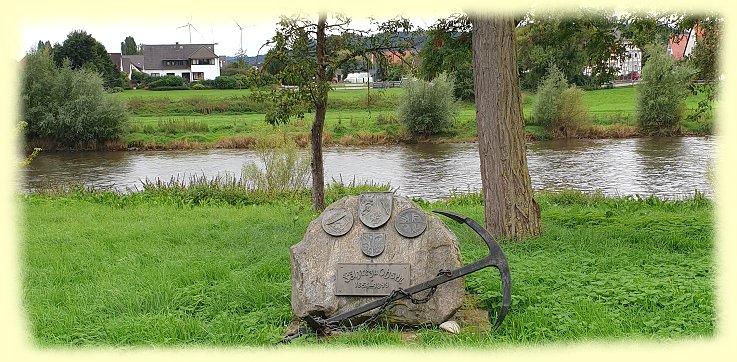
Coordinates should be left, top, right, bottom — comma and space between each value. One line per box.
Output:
224, 54, 266, 65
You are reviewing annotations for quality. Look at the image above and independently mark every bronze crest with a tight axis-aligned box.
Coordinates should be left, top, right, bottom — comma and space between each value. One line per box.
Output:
321, 207, 353, 237
358, 192, 393, 228
395, 208, 427, 238
360, 232, 386, 257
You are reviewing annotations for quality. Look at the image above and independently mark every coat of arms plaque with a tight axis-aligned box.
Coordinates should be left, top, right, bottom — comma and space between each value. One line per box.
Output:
358, 192, 393, 228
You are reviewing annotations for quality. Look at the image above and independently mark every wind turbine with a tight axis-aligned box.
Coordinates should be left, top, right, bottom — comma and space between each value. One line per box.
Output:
177, 16, 199, 43
233, 18, 254, 53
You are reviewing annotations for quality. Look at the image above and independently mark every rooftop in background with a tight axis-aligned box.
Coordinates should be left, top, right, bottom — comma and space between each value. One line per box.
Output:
143, 43, 219, 70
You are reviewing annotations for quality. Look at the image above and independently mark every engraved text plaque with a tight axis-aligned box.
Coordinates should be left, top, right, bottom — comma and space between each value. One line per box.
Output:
335, 263, 410, 296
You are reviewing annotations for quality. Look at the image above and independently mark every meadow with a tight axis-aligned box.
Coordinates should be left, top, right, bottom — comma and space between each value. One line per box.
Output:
21, 186, 714, 346
113, 85, 712, 150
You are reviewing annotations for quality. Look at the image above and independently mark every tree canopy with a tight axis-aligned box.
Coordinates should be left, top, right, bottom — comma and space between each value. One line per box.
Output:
120, 36, 142, 55
257, 13, 418, 211
52, 30, 122, 89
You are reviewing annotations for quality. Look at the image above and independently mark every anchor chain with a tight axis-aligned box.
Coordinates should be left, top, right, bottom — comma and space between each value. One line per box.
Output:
279, 269, 452, 343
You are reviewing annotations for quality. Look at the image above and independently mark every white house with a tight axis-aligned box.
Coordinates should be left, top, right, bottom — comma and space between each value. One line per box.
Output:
142, 43, 221, 81
583, 30, 643, 79
344, 72, 373, 83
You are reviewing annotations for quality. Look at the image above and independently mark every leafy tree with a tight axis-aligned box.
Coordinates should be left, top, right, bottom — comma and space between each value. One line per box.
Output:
120, 36, 142, 55
470, 14, 540, 239
419, 15, 475, 101
688, 20, 720, 82
257, 13, 417, 211
670, 14, 721, 124
36, 40, 51, 52
21, 47, 128, 147
516, 10, 623, 90
636, 45, 696, 135
617, 11, 672, 68
53, 30, 123, 89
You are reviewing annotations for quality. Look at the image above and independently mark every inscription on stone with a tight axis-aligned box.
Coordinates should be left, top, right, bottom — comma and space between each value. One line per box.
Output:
360, 232, 386, 257
321, 207, 353, 236
395, 208, 428, 238
335, 263, 410, 296
358, 192, 393, 228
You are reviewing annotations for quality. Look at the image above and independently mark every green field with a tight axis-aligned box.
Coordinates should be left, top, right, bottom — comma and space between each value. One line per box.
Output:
108, 85, 713, 149
22, 187, 714, 346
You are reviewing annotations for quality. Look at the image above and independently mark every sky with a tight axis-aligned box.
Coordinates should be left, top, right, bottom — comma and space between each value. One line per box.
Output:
17, 14, 447, 61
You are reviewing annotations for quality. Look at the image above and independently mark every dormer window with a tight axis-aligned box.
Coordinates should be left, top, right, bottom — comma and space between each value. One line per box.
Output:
191, 59, 214, 65
164, 60, 187, 66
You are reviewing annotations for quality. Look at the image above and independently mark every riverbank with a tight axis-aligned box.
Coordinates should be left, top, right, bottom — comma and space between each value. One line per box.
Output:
25, 86, 714, 151
21, 187, 714, 346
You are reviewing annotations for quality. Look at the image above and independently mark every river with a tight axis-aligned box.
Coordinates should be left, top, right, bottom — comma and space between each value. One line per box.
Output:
22, 136, 715, 200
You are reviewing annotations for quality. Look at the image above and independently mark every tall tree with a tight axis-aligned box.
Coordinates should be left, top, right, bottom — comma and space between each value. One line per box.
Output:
120, 36, 142, 55
53, 30, 122, 89
470, 13, 541, 240
516, 10, 623, 90
258, 13, 416, 211
419, 15, 474, 101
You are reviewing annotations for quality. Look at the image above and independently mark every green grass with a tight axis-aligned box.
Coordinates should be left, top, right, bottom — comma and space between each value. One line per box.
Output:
107, 85, 714, 149
21, 188, 714, 346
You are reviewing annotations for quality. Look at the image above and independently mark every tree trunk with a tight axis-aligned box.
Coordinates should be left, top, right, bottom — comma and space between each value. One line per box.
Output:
311, 13, 328, 212
471, 14, 541, 240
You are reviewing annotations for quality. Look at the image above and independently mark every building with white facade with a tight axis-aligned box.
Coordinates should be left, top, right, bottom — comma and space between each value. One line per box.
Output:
142, 43, 221, 82
344, 72, 373, 83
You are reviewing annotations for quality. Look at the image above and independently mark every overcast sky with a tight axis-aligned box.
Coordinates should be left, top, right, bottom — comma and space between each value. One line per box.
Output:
17, 14, 447, 61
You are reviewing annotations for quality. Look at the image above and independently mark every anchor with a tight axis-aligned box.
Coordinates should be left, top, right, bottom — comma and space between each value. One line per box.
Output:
282, 210, 511, 341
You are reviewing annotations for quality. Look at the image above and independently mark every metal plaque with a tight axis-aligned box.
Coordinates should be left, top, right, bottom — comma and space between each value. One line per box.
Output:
321, 207, 354, 236
358, 192, 393, 228
395, 208, 427, 238
360, 232, 386, 257
335, 263, 410, 296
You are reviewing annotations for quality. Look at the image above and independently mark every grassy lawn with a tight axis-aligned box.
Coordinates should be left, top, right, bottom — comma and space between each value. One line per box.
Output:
105, 85, 714, 149
21, 189, 714, 346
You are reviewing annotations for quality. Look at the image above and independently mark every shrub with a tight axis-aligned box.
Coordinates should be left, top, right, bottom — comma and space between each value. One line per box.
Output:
532, 64, 590, 137
532, 64, 568, 128
397, 73, 457, 136
191, 83, 206, 90
554, 87, 590, 137
21, 48, 128, 147
636, 46, 697, 135
213, 74, 250, 89
148, 75, 186, 89
241, 136, 311, 194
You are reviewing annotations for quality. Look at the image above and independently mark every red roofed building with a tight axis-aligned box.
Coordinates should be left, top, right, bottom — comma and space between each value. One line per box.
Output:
667, 26, 704, 60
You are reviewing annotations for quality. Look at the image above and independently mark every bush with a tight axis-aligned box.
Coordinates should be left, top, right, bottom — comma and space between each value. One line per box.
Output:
636, 46, 697, 135
21, 48, 128, 147
191, 83, 206, 90
397, 73, 457, 136
531, 64, 590, 137
212, 75, 252, 89
148, 75, 185, 90
241, 136, 310, 194
532, 64, 568, 128
555, 87, 590, 137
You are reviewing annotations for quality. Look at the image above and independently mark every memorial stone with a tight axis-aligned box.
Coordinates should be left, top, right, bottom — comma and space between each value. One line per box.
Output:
290, 194, 465, 325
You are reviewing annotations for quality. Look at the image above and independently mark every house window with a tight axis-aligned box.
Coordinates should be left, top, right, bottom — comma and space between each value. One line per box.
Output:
151, 73, 160, 77
193, 72, 205, 80
167, 73, 175, 76
164, 60, 187, 66
192, 59, 214, 65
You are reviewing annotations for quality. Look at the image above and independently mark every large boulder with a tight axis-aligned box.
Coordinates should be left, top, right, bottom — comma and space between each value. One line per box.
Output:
290, 194, 464, 325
